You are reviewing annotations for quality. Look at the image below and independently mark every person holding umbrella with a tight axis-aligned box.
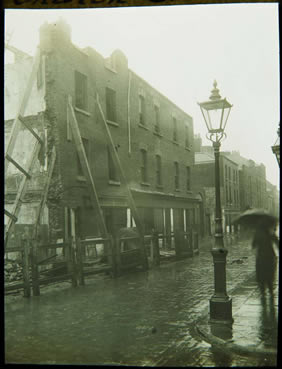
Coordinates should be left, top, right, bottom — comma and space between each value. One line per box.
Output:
252, 221, 279, 308
233, 209, 279, 308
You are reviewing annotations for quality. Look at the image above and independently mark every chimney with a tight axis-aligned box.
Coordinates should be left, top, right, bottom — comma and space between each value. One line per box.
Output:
194, 134, 202, 152
40, 18, 71, 52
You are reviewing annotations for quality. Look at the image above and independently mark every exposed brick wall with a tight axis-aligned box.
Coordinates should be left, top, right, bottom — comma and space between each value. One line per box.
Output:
38, 20, 200, 238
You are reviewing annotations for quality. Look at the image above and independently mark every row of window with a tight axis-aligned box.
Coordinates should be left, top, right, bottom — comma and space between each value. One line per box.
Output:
225, 165, 239, 184
226, 185, 239, 205
74, 70, 192, 148
140, 149, 191, 191
138, 93, 191, 147
77, 139, 191, 191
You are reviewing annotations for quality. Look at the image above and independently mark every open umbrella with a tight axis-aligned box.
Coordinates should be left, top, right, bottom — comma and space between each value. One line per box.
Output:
233, 208, 278, 229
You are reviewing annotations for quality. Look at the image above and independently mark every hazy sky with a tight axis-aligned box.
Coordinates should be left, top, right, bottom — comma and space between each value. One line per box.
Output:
5, 4, 280, 187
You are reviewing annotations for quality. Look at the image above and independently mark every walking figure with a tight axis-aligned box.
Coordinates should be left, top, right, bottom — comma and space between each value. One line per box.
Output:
252, 224, 279, 308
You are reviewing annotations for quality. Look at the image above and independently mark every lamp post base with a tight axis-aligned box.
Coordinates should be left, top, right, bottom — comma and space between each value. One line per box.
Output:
209, 296, 233, 325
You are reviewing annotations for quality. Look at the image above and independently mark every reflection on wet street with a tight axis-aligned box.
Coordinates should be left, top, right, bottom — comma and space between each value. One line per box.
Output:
4, 244, 276, 366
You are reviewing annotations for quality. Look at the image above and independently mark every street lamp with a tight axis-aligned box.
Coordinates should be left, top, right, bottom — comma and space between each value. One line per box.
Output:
198, 81, 233, 324
272, 123, 280, 167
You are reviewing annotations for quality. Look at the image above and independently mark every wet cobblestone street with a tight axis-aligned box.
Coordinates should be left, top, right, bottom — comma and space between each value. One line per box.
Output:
4, 237, 276, 366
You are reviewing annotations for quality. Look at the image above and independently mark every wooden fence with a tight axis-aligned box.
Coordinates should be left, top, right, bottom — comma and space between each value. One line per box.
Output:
5, 230, 199, 297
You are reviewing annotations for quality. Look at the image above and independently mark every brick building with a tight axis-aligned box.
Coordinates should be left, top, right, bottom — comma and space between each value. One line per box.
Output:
5, 19, 202, 246
223, 151, 269, 212
265, 180, 279, 217
192, 146, 241, 235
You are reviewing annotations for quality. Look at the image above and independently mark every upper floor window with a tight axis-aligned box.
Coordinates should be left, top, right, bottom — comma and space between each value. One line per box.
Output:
140, 149, 148, 183
75, 71, 88, 111
154, 105, 160, 133
107, 146, 118, 182
106, 87, 117, 123
156, 155, 162, 186
173, 117, 178, 142
174, 161, 179, 190
77, 138, 89, 176
186, 166, 191, 191
185, 125, 190, 148
139, 94, 146, 126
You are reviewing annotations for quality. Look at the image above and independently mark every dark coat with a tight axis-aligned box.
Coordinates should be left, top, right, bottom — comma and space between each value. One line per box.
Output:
252, 228, 278, 287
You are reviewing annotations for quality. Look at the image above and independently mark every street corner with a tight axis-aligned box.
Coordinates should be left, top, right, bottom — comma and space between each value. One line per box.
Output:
194, 319, 277, 361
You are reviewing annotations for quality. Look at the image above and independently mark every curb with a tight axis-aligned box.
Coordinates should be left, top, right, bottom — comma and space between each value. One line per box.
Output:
192, 272, 278, 360
195, 323, 277, 359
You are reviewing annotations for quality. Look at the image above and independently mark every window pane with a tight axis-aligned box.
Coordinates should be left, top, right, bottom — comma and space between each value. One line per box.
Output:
77, 138, 89, 176
139, 95, 146, 125
106, 88, 117, 122
156, 155, 162, 185
173, 117, 177, 141
75, 71, 87, 110
141, 150, 147, 182
174, 162, 179, 189
154, 106, 160, 132
108, 146, 118, 181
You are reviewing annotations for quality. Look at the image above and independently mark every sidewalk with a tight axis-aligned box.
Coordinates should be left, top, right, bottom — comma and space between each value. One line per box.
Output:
4, 235, 278, 366
194, 272, 278, 364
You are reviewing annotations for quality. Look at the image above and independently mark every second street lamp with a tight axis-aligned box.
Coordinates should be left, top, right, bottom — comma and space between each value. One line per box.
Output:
272, 123, 280, 167
198, 81, 233, 324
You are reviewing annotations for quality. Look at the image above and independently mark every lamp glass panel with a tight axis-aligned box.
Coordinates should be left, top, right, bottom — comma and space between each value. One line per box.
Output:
200, 107, 212, 132
206, 108, 223, 131
222, 107, 231, 131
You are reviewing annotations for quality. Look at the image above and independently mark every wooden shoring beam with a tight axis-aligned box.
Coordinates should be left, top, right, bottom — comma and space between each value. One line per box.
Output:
4, 209, 18, 222
18, 115, 44, 144
32, 146, 56, 241
5, 47, 41, 177
5, 137, 43, 246
5, 154, 31, 179
68, 96, 108, 239
96, 94, 144, 237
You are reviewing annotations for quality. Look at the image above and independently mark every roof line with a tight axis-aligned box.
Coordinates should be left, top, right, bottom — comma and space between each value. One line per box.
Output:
129, 69, 193, 121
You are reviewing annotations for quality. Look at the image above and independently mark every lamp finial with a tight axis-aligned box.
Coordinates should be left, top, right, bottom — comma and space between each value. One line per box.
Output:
210, 80, 221, 101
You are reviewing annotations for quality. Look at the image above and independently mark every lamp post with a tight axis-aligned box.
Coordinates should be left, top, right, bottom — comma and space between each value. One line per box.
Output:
272, 123, 280, 167
198, 81, 233, 324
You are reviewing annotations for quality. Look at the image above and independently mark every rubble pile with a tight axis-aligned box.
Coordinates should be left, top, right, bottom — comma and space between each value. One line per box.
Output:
4, 260, 25, 283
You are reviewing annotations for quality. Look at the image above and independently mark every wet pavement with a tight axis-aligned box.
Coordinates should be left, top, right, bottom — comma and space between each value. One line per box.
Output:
4, 237, 278, 366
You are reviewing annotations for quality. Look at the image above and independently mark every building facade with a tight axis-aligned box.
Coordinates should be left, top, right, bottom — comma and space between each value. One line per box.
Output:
191, 147, 241, 236
223, 151, 269, 212
5, 19, 202, 246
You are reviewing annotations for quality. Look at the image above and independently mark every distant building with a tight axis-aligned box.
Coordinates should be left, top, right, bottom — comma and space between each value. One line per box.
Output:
223, 151, 268, 212
265, 180, 279, 217
192, 146, 240, 235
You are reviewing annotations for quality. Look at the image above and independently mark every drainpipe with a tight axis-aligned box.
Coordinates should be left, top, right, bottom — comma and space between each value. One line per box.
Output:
127, 70, 132, 155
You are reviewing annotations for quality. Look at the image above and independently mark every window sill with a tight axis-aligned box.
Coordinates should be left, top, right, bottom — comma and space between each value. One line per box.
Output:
175, 188, 181, 192
173, 141, 179, 146
156, 185, 164, 190
138, 124, 149, 130
108, 180, 121, 186
74, 107, 91, 117
185, 146, 191, 151
141, 182, 150, 187
186, 190, 192, 194
76, 176, 87, 182
153, 131, 163, 137
107, 120, 119, 127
